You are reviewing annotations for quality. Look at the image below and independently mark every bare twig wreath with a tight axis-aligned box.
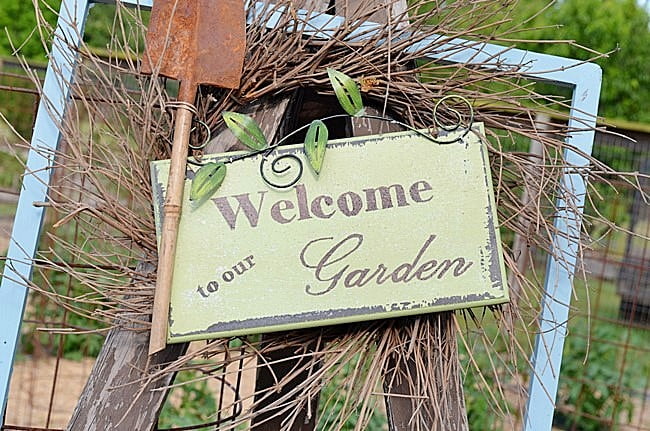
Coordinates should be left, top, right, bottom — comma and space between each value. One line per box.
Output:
188, 69, 474, 202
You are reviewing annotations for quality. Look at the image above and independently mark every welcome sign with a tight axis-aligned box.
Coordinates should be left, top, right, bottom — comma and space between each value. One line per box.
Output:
151, 123, 508, 343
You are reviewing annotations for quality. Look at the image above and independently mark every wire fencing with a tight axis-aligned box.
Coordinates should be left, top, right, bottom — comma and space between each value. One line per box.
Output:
552, 126, 650, 431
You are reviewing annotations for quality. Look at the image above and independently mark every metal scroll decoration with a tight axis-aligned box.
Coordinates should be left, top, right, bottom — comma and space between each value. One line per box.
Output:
186, 69, 475, 202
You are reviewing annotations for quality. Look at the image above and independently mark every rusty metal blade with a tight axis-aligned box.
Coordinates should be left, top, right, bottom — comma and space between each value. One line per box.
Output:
142, 0, 245, 90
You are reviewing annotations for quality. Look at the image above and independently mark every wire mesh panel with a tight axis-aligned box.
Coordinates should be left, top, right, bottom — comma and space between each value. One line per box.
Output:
553, 128, 650, 431
0, 25, 252, 431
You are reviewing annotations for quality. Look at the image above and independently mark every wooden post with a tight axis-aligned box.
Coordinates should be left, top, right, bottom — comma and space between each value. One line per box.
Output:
250, 331, 321, 430
242, 2, 330, 428
507, 112, 548, 306
67, 326, 187, 430
383, 315, 468, 430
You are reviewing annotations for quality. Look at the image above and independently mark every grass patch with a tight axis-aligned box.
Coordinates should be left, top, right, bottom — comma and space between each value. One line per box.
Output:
0, 150, 24, 190
553, 278, 648, 430
459, 272, 649, 430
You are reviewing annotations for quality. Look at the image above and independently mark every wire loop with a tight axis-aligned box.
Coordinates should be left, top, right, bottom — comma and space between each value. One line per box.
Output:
431, 95, 474, 144
259, 153, 304, 189
189, 119, 212, 150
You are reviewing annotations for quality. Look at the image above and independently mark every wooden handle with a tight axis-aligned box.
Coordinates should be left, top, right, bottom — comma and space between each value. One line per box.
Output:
149, 104, 194, 355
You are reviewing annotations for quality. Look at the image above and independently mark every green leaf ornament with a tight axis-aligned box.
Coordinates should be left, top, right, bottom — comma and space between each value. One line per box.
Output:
304, 120, 328, 175
190, 162, 227, 202
222, 111, 268, 150
327, 68, 365, 116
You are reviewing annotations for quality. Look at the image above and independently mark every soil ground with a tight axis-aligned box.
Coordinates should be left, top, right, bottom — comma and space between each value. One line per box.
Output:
5, 357, 95, 428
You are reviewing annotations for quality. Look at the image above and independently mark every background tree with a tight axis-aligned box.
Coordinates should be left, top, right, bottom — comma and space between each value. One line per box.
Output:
0, 1, 116, 140
512, 0, 650, 123
0, 0, 59, 61
1, 0, 649, 122
0, 0, 117, 60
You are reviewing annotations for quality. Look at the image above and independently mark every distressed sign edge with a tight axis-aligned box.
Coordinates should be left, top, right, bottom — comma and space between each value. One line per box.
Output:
169, 293, 508, 342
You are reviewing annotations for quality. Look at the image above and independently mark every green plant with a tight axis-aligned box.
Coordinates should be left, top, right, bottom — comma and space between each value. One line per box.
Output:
18, 217, 126, 359
0, 150, 24, 189
158, 369, 218, 429
555, 324, 635, 431
464, 368, 505, 430
0, 1, 119, 61
459, 331, 513, 431
0, 0, 59, 61
316, 356, 386, 431
584, 143, 637, 241
20, 269, 105, 359
0, 70, 39, 142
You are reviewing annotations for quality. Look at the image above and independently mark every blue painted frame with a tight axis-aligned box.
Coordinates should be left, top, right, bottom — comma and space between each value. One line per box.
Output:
0, 1, 600, 429
0, 0, 92, 424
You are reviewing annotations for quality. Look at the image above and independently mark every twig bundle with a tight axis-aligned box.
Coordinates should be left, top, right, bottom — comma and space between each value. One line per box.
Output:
8, 0, 648, 428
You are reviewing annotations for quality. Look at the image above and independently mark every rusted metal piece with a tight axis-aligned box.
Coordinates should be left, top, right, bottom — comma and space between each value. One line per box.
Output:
142, 0, 245, 91
141, 0, 245, 355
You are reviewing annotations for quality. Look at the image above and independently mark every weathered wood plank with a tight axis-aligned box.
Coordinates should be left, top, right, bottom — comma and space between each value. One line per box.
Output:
67, 327, 187, 430
243, 94, 324, 430
67, 264, 188, 431
507, 112, 548, 307
246, 94, 322, 431
383, 315, 468, 431
248, 2, 329, 428
334, 0, 407, 24
205, 96, 292, 153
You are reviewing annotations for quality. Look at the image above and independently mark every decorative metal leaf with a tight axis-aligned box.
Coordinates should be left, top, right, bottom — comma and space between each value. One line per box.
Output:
327, 68, 365, 117
304, 120, 328, 175
222, 111, 268, 150
190, 162, 227, 202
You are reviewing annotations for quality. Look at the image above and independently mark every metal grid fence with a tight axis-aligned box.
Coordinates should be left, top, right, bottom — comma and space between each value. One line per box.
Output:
552, 127, 650, 431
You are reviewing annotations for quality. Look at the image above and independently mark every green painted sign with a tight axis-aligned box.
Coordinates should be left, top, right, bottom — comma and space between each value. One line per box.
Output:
151, 123, 508, 343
